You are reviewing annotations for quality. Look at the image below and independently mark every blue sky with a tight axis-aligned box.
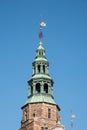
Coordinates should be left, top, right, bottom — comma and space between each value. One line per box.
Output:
0, 0, 87, 130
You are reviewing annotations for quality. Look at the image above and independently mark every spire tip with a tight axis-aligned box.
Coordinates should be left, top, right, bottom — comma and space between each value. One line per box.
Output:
38, 18, 46, 41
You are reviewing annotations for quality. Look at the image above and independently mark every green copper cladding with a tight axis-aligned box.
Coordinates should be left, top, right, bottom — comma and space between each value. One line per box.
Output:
25, 40, 55, 105
25, 94, 56, 105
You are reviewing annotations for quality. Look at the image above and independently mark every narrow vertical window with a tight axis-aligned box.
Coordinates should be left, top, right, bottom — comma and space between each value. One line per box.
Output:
48, 108, 51, 118
33, 113, 35, 117
43, 65, 45, 73
38, 65, 40, 73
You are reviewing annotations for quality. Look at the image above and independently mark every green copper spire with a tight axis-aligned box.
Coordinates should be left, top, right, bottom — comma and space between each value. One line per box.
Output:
25, 21, 56, 105
36, 41, 45, 58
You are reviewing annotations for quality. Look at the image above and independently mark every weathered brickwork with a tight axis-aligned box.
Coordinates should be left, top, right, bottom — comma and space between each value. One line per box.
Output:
20, 102, 62, 130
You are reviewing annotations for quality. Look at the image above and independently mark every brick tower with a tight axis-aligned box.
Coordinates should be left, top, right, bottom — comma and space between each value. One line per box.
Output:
19, 21, 65, 130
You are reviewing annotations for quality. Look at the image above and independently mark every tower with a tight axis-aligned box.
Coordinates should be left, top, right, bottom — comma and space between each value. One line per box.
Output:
19, 21, 65, 130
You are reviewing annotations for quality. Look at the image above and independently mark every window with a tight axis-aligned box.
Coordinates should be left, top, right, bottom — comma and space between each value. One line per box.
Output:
41, 127, 48, 130
41, 127, 44, 130
33, 113, 35, 117
43, 65, 45, 73
38, 65, 40, 73
48, 108, 51, 118
39, 51, 41, 56
36, 83, 40, 93
44, 83, 48, 93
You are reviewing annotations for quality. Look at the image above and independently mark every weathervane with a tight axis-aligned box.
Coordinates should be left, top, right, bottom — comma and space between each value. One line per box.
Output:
70, 111, 76, 130
39, 18, 46, 40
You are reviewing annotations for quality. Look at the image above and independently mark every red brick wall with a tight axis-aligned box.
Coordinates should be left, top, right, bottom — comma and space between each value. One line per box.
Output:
20, 103, 61, 130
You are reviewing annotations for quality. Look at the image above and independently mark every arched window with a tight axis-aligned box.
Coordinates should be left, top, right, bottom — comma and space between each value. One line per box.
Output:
38, 65, 40, 73
44, 83, 48, 93
43, 65, 45, 73
36, 83, 40, 93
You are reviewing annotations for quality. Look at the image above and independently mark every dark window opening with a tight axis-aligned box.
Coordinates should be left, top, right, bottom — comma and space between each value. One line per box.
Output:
41, 127, 44, 130
33, 113, 35, 117
48, 108, 51, 118
36, 83, 40, 93
44, 83, 48, 93
38, 65, 40, 73
43, 65, 45, 73
39, 51, 41, 56
41, 127, 48, 130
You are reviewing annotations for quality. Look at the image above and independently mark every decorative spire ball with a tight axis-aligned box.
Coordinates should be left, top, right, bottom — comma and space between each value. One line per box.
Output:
39, 19, 46, 40
39, 31, 43, 40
